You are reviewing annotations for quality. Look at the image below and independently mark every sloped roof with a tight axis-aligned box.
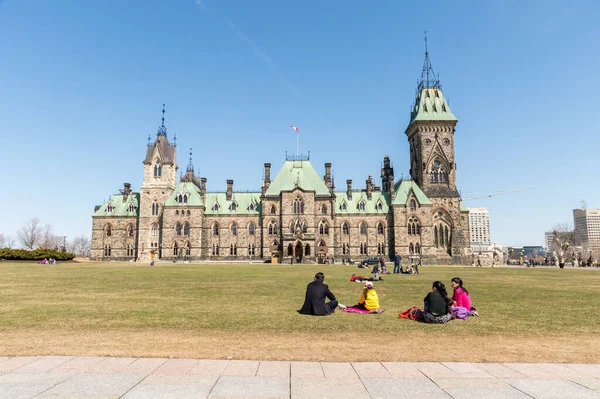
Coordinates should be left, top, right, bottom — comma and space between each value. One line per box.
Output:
164, 182, 204, 207
334, 191, 391, 214
393, 180, 432, 206
265, 160, 331, 196
205, 192, 262, 215
143, 136, 176, 165
93, 193, 140, 217
409, 87, 457, 126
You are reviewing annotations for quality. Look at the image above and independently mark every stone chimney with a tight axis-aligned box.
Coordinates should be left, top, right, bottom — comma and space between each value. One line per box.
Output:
346, 179, 352, 200
122, 182, 131, 201
366, 175, 373, 200
200, 177, 207, 200
264, 163, 271, 185
226, 179, 233, 201
324, 163, 332, 187
388, 175, 395, 200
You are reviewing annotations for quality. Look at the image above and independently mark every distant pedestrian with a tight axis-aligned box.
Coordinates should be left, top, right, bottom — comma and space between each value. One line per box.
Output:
394, 252, 402, 274
476, 257, 481, 267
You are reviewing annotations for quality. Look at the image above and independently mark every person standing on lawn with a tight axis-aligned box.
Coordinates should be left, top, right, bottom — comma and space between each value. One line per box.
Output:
298, 272, 339, 316
394, 252, 402, 274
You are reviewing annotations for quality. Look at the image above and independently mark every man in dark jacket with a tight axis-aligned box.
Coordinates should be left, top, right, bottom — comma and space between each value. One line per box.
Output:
298, 272, 338, 316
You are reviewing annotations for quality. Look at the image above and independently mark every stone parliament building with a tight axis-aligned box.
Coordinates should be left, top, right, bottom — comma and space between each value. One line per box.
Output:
91, 50, 471, 264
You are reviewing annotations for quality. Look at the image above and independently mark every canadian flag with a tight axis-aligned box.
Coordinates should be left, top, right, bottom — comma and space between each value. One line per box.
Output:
290, 125, 299, 132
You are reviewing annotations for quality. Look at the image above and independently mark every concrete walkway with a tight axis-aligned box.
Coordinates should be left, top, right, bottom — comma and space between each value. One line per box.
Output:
0, 356, 599, 398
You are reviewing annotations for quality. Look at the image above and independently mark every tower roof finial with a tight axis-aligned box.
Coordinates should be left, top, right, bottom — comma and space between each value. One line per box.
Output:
157, 104, 167, 136
419, 29, 440, 90
187, 148, 194, 172
161, 104, 165, 128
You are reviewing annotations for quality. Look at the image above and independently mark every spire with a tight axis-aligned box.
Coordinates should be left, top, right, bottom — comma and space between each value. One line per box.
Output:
157, 104, 167, 136
187, 148, 194, 172
147, 133, 151, 146
419, 30, 440, 90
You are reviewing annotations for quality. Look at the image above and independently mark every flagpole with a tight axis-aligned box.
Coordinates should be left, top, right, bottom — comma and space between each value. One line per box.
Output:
296, 131, 299, 156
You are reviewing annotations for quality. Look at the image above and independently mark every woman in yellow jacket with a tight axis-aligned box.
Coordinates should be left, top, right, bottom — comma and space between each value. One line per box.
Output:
339, 281, 382, 313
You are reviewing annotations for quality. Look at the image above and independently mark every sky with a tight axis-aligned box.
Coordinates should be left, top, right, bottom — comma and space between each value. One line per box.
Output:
0, 0, 598, 247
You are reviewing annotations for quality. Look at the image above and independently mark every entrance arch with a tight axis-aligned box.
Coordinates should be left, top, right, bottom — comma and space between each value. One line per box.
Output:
295, 241, 304, 262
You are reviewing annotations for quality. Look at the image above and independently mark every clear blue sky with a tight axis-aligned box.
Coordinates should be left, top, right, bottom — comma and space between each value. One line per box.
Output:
1, 0, 598, 246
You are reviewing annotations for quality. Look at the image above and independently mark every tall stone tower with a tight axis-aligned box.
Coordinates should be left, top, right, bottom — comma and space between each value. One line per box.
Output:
138, 105, 178, 261
405, 36, 470, 262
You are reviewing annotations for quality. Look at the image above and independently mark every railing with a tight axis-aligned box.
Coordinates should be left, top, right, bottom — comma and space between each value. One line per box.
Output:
285, 152, 310, 161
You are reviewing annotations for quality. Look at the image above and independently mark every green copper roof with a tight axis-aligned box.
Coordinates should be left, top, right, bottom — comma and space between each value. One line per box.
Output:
392, 180, 432, 206
164, 182, 204, 207
459, 202, 469, 212
205, 192, 262, 215
335, 191, 391, 214
93, 193, 140, 217
409, 87, 457, 126
265, 160, 331, 196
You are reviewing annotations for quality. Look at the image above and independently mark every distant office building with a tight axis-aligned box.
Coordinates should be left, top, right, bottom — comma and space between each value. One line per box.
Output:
469, 208, 491, 246
545, 231, 555, 252
573, 208, 600, 257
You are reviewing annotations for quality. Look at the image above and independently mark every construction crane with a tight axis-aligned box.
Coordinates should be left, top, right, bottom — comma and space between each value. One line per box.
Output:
461, 187, 535, 201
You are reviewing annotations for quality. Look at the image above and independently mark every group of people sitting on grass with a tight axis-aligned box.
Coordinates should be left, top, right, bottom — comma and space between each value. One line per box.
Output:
40, 258, 58, 265
298, 273, 477, 323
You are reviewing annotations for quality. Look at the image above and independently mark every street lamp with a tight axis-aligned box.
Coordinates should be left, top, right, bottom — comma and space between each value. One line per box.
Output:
62, 234, 67, 252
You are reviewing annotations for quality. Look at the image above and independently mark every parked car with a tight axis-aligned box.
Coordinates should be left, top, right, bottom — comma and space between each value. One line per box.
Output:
364, 257, 381, 265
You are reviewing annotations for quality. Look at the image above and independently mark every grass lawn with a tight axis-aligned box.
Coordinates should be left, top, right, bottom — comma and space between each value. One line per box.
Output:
0, 261, 599, 363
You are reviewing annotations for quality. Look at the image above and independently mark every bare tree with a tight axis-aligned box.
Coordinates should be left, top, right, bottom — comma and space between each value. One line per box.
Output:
551, 224, 577, 268
5, 235, 16, 249
39, 224, 62, 250
69, 235, 91, 257
17, 218, 43, 249
0, 233, 5, 248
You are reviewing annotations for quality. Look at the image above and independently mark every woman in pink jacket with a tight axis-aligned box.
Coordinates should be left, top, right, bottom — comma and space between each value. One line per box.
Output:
451, 277, 477, 315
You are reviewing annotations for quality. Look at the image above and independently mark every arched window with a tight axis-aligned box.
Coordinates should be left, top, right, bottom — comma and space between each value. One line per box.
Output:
410, 199, 417, 210
409, 243, 414, 254
287, 244, 293, 256
270, 205, 276, 214
178, 194, 183, 204
321, 204, 327, 214
187, 210, 190, 216
127, 224, 134, 237
305, 244, 311, 256
415, 243, 421, 254
408, 217, 420, 236
269, 221, 278, 235
377, 201, 383, 211
183, 194, 188, 204
342, 222, 349, 235
434, 226, 438, 247
360, 223, 367, 235
439, 170, 447, 183
231, 202, 237, 211
248, 223, 255, 235
151, 223, 158, 237
154, 159, 162, 177
106, 203, 113, 213
302, 221, 307, 233
445, 226, 449, 246
152, 200, 159, 216
289, 221, 295, 234
430, 170, 437, 183
319, 220, 329, 235
128, 203, 135, 212
183, 223, 190, 236
212, 223, 219, 236
173, 242, 179, 256
293, 197, 304, 214
231, 223, 238, 236
105, 225, 112, 237
377, 223, 384, 235
358, 201, 365, 211
249, 203, 255, 212
341, 202, 347, 211
175, 223, 182, 236
439, 223, 445, 246
212, 203, 219, 212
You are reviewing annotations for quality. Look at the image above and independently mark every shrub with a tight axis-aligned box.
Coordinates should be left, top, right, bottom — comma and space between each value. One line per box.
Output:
0, 248, 75, 261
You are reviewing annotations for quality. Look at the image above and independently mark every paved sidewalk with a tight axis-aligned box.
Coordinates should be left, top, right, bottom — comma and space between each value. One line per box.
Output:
0, 356, 599, 398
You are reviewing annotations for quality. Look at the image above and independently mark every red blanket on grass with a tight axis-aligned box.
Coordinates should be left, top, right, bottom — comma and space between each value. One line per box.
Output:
398, 306, 419, 320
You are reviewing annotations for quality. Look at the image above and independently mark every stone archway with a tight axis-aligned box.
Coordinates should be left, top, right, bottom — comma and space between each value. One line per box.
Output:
295, 241, 304, 262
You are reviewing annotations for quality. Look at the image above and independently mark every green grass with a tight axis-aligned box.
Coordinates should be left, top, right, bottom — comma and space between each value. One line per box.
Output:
1, 261, 599, 361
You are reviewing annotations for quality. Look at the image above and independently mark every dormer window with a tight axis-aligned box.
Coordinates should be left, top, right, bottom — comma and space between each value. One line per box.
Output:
410, 199, 417, 210
127, 203, 135, 212
358, 201, 366, 211
376, 201, 383, 211
212, 203, 220, 212
106, 203, 113, 213
177, 193, 189, 204
249, 203, 255, 212
231, 202, 237, 211
341, 202, 347, 211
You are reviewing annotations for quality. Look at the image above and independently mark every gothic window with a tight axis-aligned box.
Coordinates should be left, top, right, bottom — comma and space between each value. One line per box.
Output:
268, 220, 278, 235
153, 159, 162, 177
178, 194, 182, 204
231, 202, 237, 211
175, 223, 182, 236
287, 244, 293, 256
410, 199, 417, 210
358, 201, 365, 211
434, 226, 438, 247
183, 223, 190, 236
183, 194, 188, 204
173, 242, 179, 256
231, 223, 238, 236
293, 197, 304, 214
270, 205, 276, 214
342, 222, 350, 235
249, 203, 255, 212
248, 222, 255, 236
212, 203, 219, 212
289, 221, 294, 234
377, 201, 383, 211
106, 203, 113, 213
302, 221, 307, 233
409, 243, 414, 254
105, 224, 112, 237
128, 203, 135, 212
305, 244, 311, 256
152, 200, 159, 216
341, 202, 347, 211
439, 223, 445, 246
212, 223, 219, 236
321, 204, 327, 214
127, 224, 134, 237
359, 223, 367, 235
415, 243, 421, 254
151, 223, 158, 236
319, 220, 329, 235
445, 226, 449, 246
377, 223, 384, 235
439, 170, 447, 183
430, 170, 438, 183
187, 210, 190, 216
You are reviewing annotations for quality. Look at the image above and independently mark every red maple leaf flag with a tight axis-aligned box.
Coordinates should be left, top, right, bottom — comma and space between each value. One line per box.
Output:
290, 125, 299, 132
